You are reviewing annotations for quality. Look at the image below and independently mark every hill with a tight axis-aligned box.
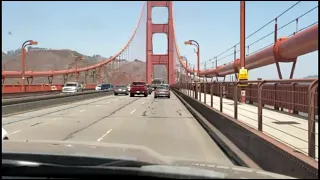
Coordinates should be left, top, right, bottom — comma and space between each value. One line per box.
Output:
304, 75, 318, 79
2, 48, 166, 84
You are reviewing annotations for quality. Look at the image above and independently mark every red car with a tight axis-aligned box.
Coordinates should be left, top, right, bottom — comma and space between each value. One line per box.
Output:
130, 81, 148, 97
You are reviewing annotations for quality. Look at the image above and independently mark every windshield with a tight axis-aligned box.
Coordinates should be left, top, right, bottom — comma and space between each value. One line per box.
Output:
132, 82, 145, 86
2, 1, 316, 179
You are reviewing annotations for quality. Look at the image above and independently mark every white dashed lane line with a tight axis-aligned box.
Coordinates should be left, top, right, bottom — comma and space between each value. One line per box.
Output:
130, 109, 136, 114
97, 129, 112, 142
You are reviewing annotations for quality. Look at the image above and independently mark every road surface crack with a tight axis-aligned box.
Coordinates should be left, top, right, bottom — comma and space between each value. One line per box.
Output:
30, 122, 43, 127
62, 97, 141, 141
3, 97, 111, 126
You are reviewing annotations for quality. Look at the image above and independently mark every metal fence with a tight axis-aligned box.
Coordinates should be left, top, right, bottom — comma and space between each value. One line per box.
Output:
173, 79, 318, 159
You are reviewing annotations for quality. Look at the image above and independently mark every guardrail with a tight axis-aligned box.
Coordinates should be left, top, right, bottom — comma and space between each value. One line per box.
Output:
2, 89, 96, 99
172, 89, 260, 169
2, 90, 107, 106
175, 79, 318, 115
2, 91, 62, 99
2, 90, 113, 116
172, 88, 318, 179
173, 79, 318, 159
2, 84, 97, 94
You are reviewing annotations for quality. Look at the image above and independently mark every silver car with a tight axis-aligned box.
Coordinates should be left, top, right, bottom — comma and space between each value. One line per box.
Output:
62, 82, 84, 93
154, 86, 170, 98
114, 85, 129, 96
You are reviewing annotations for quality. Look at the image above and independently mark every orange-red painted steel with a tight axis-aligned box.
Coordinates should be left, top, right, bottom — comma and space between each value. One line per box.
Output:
179, 24, 318, 77
2, 3, 147, 79
146, 1, 175, 85
2, 84, 97, 93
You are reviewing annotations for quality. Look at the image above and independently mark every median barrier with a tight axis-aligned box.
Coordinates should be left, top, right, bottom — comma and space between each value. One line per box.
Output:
2, 90, 113, 116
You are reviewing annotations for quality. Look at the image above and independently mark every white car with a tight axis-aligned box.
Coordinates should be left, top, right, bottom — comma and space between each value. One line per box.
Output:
62, 82, 84, 93
2, 128, 9, 140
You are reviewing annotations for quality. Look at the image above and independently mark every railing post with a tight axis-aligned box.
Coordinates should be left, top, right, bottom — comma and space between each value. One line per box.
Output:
257, 80, 267, 131
204, 82, 206, 104
193, 83, 195, 99
210, 83, 213, 107
220, 83, 223, 112
308, 80, 318, 158
199, 83, 202, 102
234, 82, 239, 119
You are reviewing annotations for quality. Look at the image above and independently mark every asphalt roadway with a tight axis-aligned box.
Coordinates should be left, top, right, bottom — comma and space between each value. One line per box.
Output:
2, 92, 233, 166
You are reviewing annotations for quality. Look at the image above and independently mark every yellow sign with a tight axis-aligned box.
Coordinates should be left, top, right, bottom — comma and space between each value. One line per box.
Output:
238, 68, 248, 80
238, 68, 248, 87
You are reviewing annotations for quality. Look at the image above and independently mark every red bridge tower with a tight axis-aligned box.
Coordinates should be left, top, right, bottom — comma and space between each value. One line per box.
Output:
146, 1, 175, 85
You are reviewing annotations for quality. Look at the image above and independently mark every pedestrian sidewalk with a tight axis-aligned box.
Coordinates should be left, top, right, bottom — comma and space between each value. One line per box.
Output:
181, 89, 318, 160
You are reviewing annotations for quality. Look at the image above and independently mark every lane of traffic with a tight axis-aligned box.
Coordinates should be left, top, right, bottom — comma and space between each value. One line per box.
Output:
3, 91, 233, 166
66, 92, 233, 165
2, 94, 136, 138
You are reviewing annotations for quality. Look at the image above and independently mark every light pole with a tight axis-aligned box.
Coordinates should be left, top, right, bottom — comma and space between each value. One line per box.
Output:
181, 56, 188, 95
74, 56, 84, 81
184, 40, 200, 100
176, 64, 181, 89
21, 40, 38, 92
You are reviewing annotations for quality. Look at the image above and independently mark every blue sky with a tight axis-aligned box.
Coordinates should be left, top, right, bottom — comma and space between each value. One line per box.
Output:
2, 1, 318, 80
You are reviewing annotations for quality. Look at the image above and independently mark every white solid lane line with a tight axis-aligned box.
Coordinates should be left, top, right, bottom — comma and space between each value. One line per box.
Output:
79, 109, 86, 113
97, 129, 112, 142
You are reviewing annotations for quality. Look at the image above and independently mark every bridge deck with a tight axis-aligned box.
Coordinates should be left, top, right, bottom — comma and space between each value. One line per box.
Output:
181, 89, 319, 160
2, 92, 233, 165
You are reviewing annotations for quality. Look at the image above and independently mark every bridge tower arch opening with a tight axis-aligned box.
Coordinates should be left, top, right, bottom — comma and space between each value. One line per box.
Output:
146, 1, 175, 85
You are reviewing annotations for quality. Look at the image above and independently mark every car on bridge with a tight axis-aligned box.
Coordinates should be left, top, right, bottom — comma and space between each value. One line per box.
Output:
95, 83, 113, 91
62, 82, 84, 93
151, 78, 164, 91
126, 84, 131, 91
154, 86, 170, 98
114, 85, 129, 96
130, 81, 148, 97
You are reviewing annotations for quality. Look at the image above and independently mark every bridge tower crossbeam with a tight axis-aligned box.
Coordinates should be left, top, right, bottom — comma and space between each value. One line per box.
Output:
146, 1, 175, 85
